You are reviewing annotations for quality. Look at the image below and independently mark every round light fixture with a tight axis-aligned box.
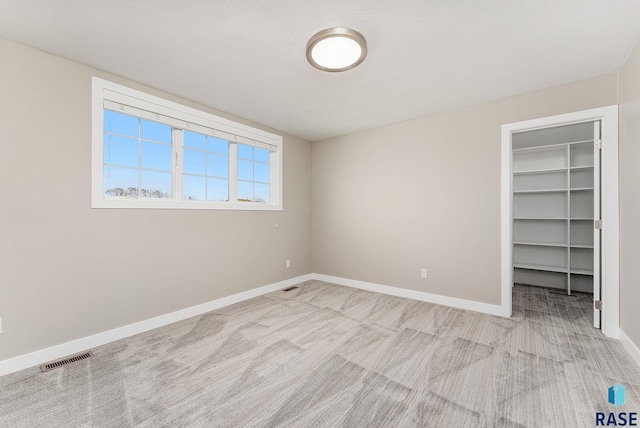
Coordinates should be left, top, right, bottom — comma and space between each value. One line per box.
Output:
306, 27, 367, 72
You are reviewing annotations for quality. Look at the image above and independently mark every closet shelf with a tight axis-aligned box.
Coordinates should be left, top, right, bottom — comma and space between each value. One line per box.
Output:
514, 241, 566, 248
512, 139, 594, 153
570, 163, 595, 169
569, 165, 594, 171
568, 139, 595, 145
513, 241, 595, 249
513, 167, 567, 176
514, 189, 567, 194
512, 143, 567, 153
514, 217, 567, 221
513, 263, 567, 274
570, 243, 594, 249
570, 268, 594, 276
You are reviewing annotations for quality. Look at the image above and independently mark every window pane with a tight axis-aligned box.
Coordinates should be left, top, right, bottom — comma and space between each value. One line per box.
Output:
207, 178, 229, 201
104, 135, 138, 167
238, 143, 253, 160
140, 171, 171, 198
142, 141, 172, 172
236, 144, 270, 203
104, 110, 138, 137
254, 147, 269, 163
184, 149, 206, 175
208, 153, 228, 178
254, 183, 270, 203
140, 119, 171, 143
104, 166, 138, 197
254, 162, 269, 183
208, 137, 229, 155
184, 130, 206, 150
238, 181, 253, 201
238, 159, 253, 181
183, 175, 206, 200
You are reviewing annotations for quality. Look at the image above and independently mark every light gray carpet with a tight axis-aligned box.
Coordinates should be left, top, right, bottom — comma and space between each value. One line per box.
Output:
1, 281, 639, 427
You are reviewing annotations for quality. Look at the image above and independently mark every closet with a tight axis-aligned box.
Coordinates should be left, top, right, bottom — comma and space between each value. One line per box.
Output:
512, 121, 600, 295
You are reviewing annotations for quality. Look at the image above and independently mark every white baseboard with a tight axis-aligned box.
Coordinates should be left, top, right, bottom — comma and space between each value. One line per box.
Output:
0, 274, 313, 377
619, 329, 640, 368
0, 272, 509, 377
4, 271, 630, 378
311, 273, 508, 317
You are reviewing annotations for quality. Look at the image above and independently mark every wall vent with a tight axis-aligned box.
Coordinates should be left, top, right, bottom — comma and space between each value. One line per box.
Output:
40, 351, 94, 373
282, 286, 299, 292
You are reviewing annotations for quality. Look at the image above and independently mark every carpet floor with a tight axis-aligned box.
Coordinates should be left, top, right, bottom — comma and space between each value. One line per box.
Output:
1, 281, 639, 427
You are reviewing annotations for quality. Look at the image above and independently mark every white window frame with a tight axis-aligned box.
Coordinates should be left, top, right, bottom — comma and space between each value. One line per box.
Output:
92, 77, 283, 210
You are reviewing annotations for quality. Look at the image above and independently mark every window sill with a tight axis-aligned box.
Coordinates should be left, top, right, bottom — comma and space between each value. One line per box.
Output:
92, 197, 283, 211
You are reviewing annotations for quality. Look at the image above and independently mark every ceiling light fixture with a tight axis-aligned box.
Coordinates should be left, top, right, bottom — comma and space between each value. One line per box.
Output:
306, 27, 367, 72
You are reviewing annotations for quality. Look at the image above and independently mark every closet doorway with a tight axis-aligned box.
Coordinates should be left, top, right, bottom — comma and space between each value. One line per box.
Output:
500, 106, 619, 337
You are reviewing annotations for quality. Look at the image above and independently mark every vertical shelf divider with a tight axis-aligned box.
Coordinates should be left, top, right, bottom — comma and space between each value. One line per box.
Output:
566, 143, 571, 295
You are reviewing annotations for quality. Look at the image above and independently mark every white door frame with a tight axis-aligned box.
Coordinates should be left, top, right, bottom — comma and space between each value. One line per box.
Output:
500, 105, 619, 338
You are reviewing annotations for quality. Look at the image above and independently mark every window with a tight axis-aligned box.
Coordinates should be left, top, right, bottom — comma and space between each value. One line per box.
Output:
92, 77, 283, 210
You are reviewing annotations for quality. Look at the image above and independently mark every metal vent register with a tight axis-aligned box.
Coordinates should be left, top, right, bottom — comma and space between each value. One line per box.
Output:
40, 351, 94, 372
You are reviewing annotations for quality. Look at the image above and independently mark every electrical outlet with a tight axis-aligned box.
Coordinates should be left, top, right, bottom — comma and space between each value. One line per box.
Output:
0, 317, 3, 334
421, 268, 427, 278
286, 260, 291, 268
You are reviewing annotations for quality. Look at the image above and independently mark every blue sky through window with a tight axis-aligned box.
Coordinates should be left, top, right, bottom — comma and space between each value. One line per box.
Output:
103, 110, 172, 198
237, 143, 270, 203
182, 130, 229, 201
103, 110, 271, 203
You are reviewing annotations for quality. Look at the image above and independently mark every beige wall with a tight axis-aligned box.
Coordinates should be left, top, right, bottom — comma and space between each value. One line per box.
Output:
0, 38, 312, 361
619, 38, 640, 349
312, 74, 617, 305
1, 33, 635, 364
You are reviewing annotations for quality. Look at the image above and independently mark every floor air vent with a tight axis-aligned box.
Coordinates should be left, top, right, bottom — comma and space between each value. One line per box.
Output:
40, 351, 94, 373
282, 286, 299, 292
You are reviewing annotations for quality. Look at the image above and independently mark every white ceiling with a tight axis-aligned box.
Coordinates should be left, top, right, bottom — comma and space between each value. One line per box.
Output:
1, 1, 640, 142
